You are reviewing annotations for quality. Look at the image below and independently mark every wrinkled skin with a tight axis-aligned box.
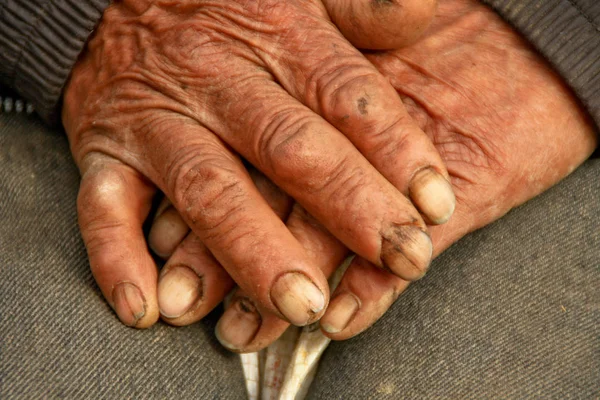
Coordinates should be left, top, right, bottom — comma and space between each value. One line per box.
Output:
150, 0, 597, 351
64, 0, 453, 329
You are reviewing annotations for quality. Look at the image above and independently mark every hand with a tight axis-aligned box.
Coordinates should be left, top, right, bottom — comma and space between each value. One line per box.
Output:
64, 0, 453, 328
149, 0, 597, 351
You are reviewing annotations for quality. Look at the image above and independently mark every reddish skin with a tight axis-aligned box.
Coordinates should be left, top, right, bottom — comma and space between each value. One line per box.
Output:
64, 0, 449, 328
153, 0, 597, 350
324, 0, 438, 50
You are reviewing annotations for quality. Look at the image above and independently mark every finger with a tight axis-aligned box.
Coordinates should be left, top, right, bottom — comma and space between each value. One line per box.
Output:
147, 119, 329, 326
148, 197, 189, 259
323, 0, 438, 50
320, 257, 409, 339
158, 234, 235, 325
158, 168, 294, 326
212, 80, 435, 282
77, 154, 159, 328
174, 11, 448, 280
319, 191, 474, 340
247, 167, 295, 220
217, 204, 349, 352
216, 289, 291, 353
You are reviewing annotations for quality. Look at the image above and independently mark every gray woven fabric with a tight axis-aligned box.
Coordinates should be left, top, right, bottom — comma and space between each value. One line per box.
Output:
309, 159, 600, 398
0, 112, 247, 399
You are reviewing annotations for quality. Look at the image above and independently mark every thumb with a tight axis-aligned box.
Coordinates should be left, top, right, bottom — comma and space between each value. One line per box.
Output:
78, 154, 159, 328
323, 0, 438, 50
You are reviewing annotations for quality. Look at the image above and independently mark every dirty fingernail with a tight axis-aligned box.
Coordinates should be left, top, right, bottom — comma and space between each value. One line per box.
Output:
149, 206, 189, 259
321, 293, 360, 334
158, 265, 203, 319
271, 272, 325, 326
215, 297, 262, 351
113, 282, 146, 327
381, 226, 433, 281
410, 167, 455, 225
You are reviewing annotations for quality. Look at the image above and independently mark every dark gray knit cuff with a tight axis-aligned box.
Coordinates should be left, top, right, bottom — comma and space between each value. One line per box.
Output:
0, 0, 111, 124
481, 0, 600, 131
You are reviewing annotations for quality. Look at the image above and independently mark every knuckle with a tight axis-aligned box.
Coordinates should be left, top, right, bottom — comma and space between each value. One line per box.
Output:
168, 152, 247, 234
259, 112, 329, 188
262, 114, 372, 211
317, 67, 388, 125
78, 166, 127, 220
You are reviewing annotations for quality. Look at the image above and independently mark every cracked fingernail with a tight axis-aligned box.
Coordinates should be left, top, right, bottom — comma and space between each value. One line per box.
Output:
113, 282, 146, 327
271, 272, 325, 326
321, 293, 360, 334
215, 297, 261, 351
410, 167, 455, 225
158, 265, 203, 319
381, 226, 433, 281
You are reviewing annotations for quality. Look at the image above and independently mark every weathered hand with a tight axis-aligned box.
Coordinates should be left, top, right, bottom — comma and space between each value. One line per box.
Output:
64, 0, 452, 328
150, 0, 597, 351
320, 0, 597, 339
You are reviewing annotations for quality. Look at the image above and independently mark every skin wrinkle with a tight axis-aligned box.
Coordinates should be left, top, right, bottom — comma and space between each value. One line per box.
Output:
366, 117, 420, 174
371, 0, 397, 9
303, 157, 386, 248
162, 138, 235, 194
254, 109, 316, 175
262, 25, 344, 99
173, 163, 244, 226
380, 64, 505, 172
199, 203, 257, 253
263, 123, 349, 195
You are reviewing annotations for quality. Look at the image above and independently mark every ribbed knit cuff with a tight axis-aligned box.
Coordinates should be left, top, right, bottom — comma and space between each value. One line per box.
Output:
481, 0, 600, 131
0, 0, 111, 125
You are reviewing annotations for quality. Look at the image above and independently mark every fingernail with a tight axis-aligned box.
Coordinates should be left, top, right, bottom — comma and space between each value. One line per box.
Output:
215, 297, 262, 351
381, 226, 433, 281
271, 272, 326, 326
113, 282, 146, 327
410, 168, 455, 225
148, 207, 189, 259
320, 293, 360, 334
158, 265, 203, 319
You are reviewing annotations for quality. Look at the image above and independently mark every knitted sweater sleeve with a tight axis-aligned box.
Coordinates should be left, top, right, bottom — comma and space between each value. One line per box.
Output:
0, 0, 111, 124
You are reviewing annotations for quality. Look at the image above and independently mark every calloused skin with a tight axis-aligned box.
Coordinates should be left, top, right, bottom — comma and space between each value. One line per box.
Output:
150, 0, 597, 352
64, 0, 452, 329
